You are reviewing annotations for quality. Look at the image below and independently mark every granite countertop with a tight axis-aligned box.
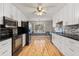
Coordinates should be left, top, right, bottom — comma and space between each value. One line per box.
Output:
53, 32, 79, 41
0, 36, 12, 41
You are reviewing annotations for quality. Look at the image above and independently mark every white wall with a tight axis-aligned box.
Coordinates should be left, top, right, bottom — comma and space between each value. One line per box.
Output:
0, 3, 27, 26
53, 3, 79, 27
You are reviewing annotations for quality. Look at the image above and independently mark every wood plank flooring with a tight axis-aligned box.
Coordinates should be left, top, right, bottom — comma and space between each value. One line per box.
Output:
18, 35, 63, 56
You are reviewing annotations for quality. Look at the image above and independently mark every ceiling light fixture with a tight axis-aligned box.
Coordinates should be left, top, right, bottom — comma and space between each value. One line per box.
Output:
34, 5, 46, 16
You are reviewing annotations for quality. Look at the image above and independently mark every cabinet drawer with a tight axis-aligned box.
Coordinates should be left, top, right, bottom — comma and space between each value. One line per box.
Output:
0, 45, 11, 55
0, 42, 11, 47
0, 44, 11, 51
60, 46, 73, 56
0, 41, 11, 50
0, 38, 12, 56
1, 51, 11, 56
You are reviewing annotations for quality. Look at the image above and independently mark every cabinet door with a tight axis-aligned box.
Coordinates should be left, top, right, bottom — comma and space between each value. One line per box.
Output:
3, 3, 12, 18
52, 34, 74, 56
11, 5, 17, 20
74, 4, 79, 24
61, 4, 75, 25
0, 3, 4, 24
0, 38, 12, 56
66, 38, 79, 56
66, 4, 75, 25
0, 3, 3, 17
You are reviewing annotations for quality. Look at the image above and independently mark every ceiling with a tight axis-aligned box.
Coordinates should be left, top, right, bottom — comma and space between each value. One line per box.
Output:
13, 3, 67, 21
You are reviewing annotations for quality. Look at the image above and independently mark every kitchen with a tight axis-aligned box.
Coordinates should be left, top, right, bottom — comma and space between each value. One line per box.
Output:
0, 3, 79, 56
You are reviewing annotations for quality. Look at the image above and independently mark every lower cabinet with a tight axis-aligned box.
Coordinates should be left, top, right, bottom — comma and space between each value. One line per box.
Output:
0, 38, 12, 56
52, 33, 79, 56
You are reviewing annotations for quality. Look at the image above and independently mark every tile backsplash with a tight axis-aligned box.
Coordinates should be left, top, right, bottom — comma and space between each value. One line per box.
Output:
64, 24, 79, 35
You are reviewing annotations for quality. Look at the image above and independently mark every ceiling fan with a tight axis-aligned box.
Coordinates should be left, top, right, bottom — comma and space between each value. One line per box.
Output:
33, 4, 46, 16
15, 3, 56, 16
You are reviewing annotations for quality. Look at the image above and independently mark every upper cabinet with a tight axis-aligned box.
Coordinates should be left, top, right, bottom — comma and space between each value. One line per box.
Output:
3, 3, 12, 18
64, 4, 75, 25
74, 4, 79, 24
0, 3, 26, 26
0, 3, 3, 24
53, 4, 79, 27
0, 3, 3, 17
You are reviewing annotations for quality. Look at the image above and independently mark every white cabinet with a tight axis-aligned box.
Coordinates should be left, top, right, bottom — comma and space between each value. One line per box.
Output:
0, 3, 15, 19
66, 4, 79, 25
3, 3, 12, 18
74, 4, 79, 24
0, 3, 3, 24
66, 4, 75, 25
11, 5, 18, 20
52, 33, 79, 56
0, 38, 12, 56
0, 3, 26, 24
61, 4, 75, 25
0, 3, 26, 25
53, 4, 79, 26
0, 3, 3, 17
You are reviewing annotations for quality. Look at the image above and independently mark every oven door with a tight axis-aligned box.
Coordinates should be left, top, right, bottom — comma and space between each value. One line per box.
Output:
12, 35, 22, 56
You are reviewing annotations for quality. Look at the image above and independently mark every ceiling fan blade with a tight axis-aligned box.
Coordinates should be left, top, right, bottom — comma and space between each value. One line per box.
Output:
43, 12, 47, 14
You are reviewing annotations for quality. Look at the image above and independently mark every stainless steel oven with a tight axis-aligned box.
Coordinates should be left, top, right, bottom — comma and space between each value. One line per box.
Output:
12, 35, 22, 56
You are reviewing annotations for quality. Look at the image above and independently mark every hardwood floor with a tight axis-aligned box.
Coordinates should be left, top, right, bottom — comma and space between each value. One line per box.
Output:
18, 35, 63, 56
